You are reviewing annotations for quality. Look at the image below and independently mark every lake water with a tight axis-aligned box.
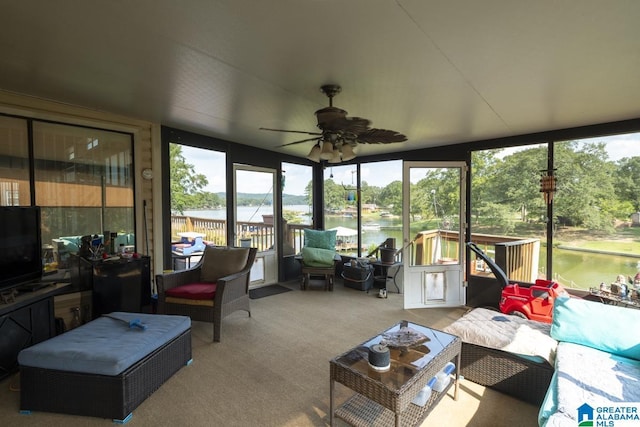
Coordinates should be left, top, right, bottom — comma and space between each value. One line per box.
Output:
183, 207, 640, 290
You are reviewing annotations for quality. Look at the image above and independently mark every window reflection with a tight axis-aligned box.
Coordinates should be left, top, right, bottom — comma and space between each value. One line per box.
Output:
0, 116, 30, 206
33, 122, 134, 271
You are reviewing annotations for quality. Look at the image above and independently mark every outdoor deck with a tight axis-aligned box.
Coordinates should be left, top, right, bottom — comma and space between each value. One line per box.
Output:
171, 215, 540, 283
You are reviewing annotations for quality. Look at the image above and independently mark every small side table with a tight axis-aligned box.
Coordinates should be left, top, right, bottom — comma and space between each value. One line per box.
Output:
172, 252, 191, 270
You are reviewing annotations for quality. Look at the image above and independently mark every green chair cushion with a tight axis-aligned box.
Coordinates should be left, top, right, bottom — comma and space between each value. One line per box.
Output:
301, 247, 336, 267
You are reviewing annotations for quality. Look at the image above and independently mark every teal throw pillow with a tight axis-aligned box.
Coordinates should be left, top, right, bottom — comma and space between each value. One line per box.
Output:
551, 295, 640, 361
304, 229, 337, 250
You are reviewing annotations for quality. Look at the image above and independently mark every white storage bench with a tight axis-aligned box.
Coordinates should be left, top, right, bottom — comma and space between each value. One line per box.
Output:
18, 312, 192, 423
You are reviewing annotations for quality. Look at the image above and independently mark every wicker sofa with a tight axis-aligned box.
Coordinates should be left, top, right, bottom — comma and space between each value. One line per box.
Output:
445, 298, 640, 426
538, 296, 640, 426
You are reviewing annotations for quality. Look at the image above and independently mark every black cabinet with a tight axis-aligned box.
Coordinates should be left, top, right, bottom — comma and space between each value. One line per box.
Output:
77, 256, 151, 318
0, 286, 61, 380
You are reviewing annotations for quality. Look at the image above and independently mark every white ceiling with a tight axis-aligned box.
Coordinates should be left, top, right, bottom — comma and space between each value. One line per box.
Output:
1, 1, 639, 159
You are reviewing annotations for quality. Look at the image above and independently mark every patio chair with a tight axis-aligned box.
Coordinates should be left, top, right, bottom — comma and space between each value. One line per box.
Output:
156, 246, 257, 342
299, 229, 338, 291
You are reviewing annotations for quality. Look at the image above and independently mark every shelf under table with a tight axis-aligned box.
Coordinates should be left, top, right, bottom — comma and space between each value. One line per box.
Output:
335, 380, 454, 427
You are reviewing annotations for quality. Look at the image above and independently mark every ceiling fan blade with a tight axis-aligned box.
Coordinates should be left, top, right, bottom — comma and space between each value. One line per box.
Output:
356, 128, 407, 144
260, 127, 322, 136
324, 116, 371, 135
279, 137, 321, 147
262, 85, 407, 150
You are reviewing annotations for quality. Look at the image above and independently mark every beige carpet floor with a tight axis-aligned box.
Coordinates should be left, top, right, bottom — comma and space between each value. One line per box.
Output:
0, 279, 540, 426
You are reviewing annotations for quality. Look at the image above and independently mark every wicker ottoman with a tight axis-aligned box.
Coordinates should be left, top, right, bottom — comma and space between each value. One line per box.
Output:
18, 312, 192, 423
444, 308, 555, 405
460, 341, 554, 405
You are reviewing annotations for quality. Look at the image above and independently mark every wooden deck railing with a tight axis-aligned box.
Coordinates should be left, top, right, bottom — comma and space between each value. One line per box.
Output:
412, 229, 540, 283
171, 216, 227, 246
172, 216, 539, 282
171, 215, 310, 252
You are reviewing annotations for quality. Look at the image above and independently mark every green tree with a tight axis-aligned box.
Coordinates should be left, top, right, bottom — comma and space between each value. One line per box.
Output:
616, 156, 640, 212
323, 178, 347, 211
360, 181, 381, 205
554, 141, 615, 229
169, 144, 209, 214
492, 146, 547, 223
378, 181, 402, 214
411, 168, 460, 224
470, 149, 504, 224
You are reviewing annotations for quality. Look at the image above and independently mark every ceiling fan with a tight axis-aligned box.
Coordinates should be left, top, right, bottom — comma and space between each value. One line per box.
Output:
260, 84, 407, 163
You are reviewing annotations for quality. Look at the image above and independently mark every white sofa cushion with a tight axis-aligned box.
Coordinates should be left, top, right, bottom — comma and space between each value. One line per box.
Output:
539, 342, 640, 426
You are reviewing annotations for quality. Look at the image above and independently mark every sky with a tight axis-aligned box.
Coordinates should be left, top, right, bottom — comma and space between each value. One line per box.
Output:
180, 132, 640, 195
497, 132, 639, 161
179, 145, 402, 195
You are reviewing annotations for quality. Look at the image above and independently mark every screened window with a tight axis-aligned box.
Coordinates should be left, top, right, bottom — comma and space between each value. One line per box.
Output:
282, 162, 312, 254
470, 132, 640, 292
322, 160, 402, 257
552, 134, 640, 290
169, 144, 227, 246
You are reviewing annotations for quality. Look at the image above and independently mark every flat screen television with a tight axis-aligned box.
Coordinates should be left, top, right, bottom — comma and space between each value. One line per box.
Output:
0, 206, 43, 291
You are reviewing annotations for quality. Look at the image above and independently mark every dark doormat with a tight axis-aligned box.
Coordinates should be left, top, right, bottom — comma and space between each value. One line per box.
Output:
249, 284, 293, 299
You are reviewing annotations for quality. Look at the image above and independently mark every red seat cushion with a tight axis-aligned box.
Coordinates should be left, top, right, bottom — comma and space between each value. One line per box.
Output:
165, 283, 217, 300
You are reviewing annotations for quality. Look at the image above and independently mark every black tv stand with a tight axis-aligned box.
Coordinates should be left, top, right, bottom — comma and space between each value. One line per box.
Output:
0, 282, 71, 380
16, 282, 54, 293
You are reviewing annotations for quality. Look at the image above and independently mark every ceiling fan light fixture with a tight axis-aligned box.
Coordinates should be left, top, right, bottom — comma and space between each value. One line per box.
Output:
341, 144, 356, 161
328, 147, 342, 164
261, 84, 406, 160
307, 144, 321, 162
320, 140, 334, 160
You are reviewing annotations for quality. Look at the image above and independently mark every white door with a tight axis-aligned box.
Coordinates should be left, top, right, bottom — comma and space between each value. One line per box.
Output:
233, 164, 278, 288
402, 161, 466, 309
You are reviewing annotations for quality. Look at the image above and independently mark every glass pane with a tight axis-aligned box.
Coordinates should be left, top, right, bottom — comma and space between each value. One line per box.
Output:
324, 164, 358, 255
282, 162, 312, 254
33, 121, 134, 272
169, 144, 227, 247
408, 166, 461, 266
0, 116, 30, 206
360, 160, 402, 256
553, 133, 640, 292
234, 168, 274, 251
469, 145, 548, 283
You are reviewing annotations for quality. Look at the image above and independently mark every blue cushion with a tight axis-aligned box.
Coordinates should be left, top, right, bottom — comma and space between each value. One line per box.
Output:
18, 312, 191, 375
301, 247, 336, 267
550, 296, 640, 360
304, 229, 337, 250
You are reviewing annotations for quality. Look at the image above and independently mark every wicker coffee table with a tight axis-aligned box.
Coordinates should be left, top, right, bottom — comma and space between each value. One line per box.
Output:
330, 321, 461, 427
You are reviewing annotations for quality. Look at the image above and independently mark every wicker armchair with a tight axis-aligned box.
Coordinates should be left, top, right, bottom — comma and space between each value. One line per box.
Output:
156, 246, 257, 342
